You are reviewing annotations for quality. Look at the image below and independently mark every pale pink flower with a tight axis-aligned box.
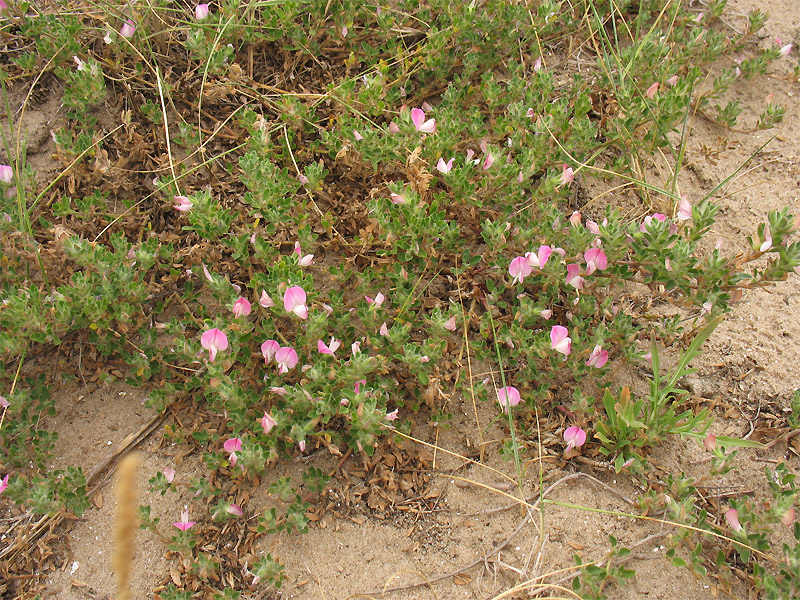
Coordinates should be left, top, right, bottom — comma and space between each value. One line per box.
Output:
646, 82, 659, 99
379, 322, 389, 336
162, 468, 176, 483
496, 386, 521, 414
585, 344, 608, 368
232, 297, 251, 318
227, 504, 244, 517
259, 290, 274, 308
317, 337, 341, 355
298, 174, 309, 185
354, 379, 367, 394
526, 245, 552, 269
640, 213, 667, 232
119, 19, 136, 38
298, 440, 306, 452
261, 412, 277, 434
540, 309, 552, 320
0, 474, 8, 495
390, 192, 406, 204
261, 339, 280, 364
173, 510, 195, 531
482, 152, 495, 170
0, 165, 12, 184
421, 101, 433, 111
760, 228, 772, 252
703, 433, 717, 452
341, 25, 348, 37
173, 195, 193, 212
385, 409, 399, 421
436, 157, 454, 174
779, 43, 793, 57
569, 211, 582, 227
202, 263, 214, 282
283, 286, 308, 319
586, 220, 600, 235
410, 107, 436, 133
565, 264, 584, 289
533, 56, 542, 72
353, 130, 364, 141
293, 241, 314, 266
195, 3, 209, 19
559, 164, 574, 186
365, 292, 385, 306
666, 75, 679, 86
725, 508, 743, 533
201, 328, 228, 362
73, 56, 85, 71
584, 248, 607, 274
275, 347, 298, 374
509, 256, 532, 285
782, 507, 795, 527
351, 340, 361, 355
677, 196, 692, 221
550, 325, 571, 358
443, 316, 457, 331
270, 386, 288, 396
388, 122, 400, 134
563, 426, 586, 450
526, 108, 536, 118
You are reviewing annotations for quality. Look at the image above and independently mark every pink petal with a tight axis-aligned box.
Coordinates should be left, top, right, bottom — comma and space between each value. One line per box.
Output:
223, 437, 242, 453
261, 412, 277, 434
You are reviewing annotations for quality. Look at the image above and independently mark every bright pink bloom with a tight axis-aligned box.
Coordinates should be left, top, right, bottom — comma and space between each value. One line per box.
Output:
565, 264, 584, 289
162, 468, 176, 483
0, 165, 11, 184
261, 339, 280, 364
261, 412, 277, 434
526, 245, 552, 269
550, 325, 572, 358
559, 164, 574, 186
0, 474, 8, 495
640, 213, 667, 232
509, 256, 532, 284
293, 241, 314, 266
436, 157, 454, 174
173, 195, 193, 212
283, 286, 308, 319
317, 337, 341, 355
585, 344, 608, 368
496, 386, 521, 414
410, 107, 436, 133
563, 426, 586, 450
195, 3, 209, 19
275, 346, 298, 374
173, 510, 196, 531
354, 379, 367, 394
201, 328, 228, 362
725, 508, 743, 532
232, 297, 251, 318
584, 248, 607, 274
646, 82, 659, 98
119, 19, 136, 38
224, 437, 242, 453
259, 290, 275, 308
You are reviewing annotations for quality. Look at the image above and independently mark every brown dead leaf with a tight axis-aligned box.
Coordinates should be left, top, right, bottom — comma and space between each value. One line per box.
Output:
170, 566, 182, 586
91, 490, 103, 509
453, 573, 472, 585
568, 540, 584, 550
70, 578, 88, 588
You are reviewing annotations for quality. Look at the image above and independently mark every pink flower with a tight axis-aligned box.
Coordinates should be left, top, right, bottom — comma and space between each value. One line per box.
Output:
195, 3, 209, 19
533, 56, 542, 71
232, 297, 251, 318
261, 412, 277, 434
385, 409, 399, 421
640, 213, 667, 232
275, 346, 298, 374
227, 504, 244, 517
584, 248, 607, 274
526, 245, 552, 269
353, 130, 364, 141
270, 386, 288, 396
509, 256, 532, 284
162, 468, 176, 483
259, 290, 275, 308
173, 195, 193, 212
351, 340, 361, 355
388, 121, 400, 134
390, 192, 406, 204
550, 325, 572, 358
317, 337, 341, 355
782, 508, 795, 527
365, 292, 385, 306
496, 386, 521, 414
283, 286, 308, 319
436, 157, 454, 174
410, 107, 436, 133
173, 510, 196, 531
201, 328, 228, 362
725, 508, 743, 533
0, 474, 8, 495
677, 196, 692, 221
224, 437, 242, 452
563, 426, 586, 450
559, 164, 574, 186
298, 440, 306, 452
293, 241, 314, 266
354, 379, 367, 394
540, 309, 552, 320
261, 339, 280, 364
646, 82, 659, 99
482, 152, 495, 170
0, 165, 12, 184
443, 316, 457, 331
379, 322, 389, 336
779, 43, 793, 57
666, 75, 679, 86
760, 227, 772, 252
585, 344, 608, 368
703, 433, 717, 452
119, 19, 136, 38
565, 264, 584, 289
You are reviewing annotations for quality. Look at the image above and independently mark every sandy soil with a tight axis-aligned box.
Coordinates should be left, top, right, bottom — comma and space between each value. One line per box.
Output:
2, 1, 800, 599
